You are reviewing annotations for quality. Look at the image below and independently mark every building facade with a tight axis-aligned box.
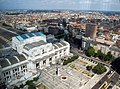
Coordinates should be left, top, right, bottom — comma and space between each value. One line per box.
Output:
0, 32, 70, 86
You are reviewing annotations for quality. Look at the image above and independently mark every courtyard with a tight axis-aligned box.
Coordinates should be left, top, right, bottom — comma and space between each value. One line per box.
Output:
38, 56, 108, 89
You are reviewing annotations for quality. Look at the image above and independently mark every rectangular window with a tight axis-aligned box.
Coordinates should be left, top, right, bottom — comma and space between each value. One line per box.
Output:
49, 58, 52, 61
42, 49, 45, 54
15, 69, 17, 71
7, 76, 9, 79
6, 72, 8, 75
4, 73, 5, 77
36, 63, 39, 68
23, 70, 25, 72
43, 60, 46, 64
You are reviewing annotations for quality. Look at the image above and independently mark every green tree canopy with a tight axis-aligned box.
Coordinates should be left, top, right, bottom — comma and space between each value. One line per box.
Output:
104, 52, 114, 61
86, 46, 95, 57
92, 63, 107, 74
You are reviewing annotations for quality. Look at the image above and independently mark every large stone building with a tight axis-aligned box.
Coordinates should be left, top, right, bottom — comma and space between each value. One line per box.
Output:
0, 32, 70, 86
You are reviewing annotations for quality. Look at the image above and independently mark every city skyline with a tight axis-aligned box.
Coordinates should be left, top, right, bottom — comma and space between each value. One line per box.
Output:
0, 0, 120, 11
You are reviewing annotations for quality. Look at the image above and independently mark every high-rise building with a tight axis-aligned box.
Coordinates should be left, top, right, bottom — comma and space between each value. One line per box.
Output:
85, 23, 98, 39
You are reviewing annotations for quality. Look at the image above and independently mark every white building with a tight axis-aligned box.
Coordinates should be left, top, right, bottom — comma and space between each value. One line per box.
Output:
0, 32, 70, 86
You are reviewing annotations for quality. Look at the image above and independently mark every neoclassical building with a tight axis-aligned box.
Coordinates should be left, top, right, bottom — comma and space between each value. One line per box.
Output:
0, 32, 70, 86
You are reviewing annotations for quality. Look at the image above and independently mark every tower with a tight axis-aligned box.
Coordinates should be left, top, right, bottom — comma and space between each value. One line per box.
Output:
85, 23, 97, 39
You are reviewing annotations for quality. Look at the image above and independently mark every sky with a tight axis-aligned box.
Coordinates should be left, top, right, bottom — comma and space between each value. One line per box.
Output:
0, 0, 120, 11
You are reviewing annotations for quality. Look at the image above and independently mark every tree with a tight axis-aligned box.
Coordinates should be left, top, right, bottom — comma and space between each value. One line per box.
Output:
104, 52, 114, 61
97, 50, 105, 60
92, 63, 107, 74
20, 84, 24, 88
13, 86, 19, 89
26, 80, 36, 89
28, 83, 36, 89
63, 55, 79, 65
86, 46, 95, 57
86, 66, 92, 71
33, 77, 39, 81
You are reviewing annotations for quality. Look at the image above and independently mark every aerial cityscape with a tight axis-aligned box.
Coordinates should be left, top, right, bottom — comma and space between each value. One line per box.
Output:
0, 0, 120, 89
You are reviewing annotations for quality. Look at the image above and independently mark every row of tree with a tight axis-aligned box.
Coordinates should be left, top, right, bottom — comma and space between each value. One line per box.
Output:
86, 63, 107, 74
86, 46, 114, 62
63, 55, 79, 65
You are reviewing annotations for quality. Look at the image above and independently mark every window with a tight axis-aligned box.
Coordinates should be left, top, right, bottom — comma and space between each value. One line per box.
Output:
6, 72, 8, 75
4, 78, 6, 81
15, 69, 17, 71
42, 49, 45, 54
4, 73, 5, 77
60, 51, 62, 53
23, 70, 25, 72
55, 52, 57, 55
36, 63, 39, 68
21, 66, 23, 70
7, 76, 9, 79
49, 58, 52, 61
15, 73, 17, 76
43, 60, 46, 64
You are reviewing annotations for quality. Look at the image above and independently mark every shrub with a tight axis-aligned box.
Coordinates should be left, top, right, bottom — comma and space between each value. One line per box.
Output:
33, 77, 39, 81
86, 66, 92, 71
13, 86, 19, 89
63, 55, 78, 65
20, 84, 24, 88
26, 80, 33, 85
28, 83, 36, 89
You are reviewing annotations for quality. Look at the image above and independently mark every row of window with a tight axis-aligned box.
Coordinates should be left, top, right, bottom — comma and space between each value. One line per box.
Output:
4, 69, 27, 82
3, 64, 27, 81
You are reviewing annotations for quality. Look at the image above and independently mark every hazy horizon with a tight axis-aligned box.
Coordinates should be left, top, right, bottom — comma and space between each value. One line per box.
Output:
0, 0, 120, 12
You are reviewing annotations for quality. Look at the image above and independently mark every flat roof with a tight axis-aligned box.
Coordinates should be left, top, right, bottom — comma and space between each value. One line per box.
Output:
16, 32, 46, 41
0, 59, 10, 68
24, 40, 47, 50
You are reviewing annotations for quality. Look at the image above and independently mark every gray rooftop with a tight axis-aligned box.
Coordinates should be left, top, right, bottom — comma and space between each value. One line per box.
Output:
55, 43, 62, 48
16, 54, 27, 62
53, 41, 67, 49
7, 57, 19, 65
24, 40, 47, 50
53, 44, 58, 49
0, 54, 27, 68
60, 42, 67, 46
0, 59, 10, 68
110, 45, 120, 52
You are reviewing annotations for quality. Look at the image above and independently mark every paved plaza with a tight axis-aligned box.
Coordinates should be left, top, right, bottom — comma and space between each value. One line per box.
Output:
39, 56, 109, 89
